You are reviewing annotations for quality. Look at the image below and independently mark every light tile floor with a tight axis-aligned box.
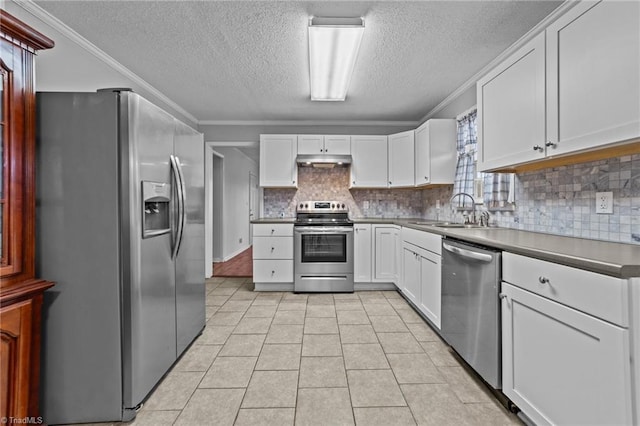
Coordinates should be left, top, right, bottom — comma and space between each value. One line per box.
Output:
82, 277, 522, 426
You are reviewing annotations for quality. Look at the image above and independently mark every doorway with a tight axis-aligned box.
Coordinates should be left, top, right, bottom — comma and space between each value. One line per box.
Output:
249, 172, 258, 244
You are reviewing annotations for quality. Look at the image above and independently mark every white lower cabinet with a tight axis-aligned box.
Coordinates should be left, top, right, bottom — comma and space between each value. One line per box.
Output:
373, 225, 400, 282
502, 253, 633, 425
252, 223, 294, 290
354, 224, 372, 282
418, 250, 441, 329
401, 227, 442, 329
402, 244, 421, 304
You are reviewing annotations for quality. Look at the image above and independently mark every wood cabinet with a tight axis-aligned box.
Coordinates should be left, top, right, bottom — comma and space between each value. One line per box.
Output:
0, 11, 54, 419
477, 32, 546, 172
353, 224, 372, 283
350, 135, 388, 188
501, 252, 632, 425
259, 135, 297, 187
373, 225, 400, 282
251, 223, 294, 290
546, 0, 640, 156
478, 0, 640, 172
387, 130, 415, 188
414, 119, 457, 187
297, 135, 350, 155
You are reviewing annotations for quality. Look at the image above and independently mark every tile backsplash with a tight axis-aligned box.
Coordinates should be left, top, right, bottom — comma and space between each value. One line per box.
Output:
423, 155, 640, 244
263, 155, 640, 245
263, 167, 423, 218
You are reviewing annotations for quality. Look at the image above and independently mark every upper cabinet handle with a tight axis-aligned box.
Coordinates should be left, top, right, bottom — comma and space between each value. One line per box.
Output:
545, 141, 557, 148
533, 145, 544, 152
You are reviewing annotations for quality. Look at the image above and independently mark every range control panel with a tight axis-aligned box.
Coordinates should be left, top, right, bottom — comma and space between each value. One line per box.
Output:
296, 200, 348, 213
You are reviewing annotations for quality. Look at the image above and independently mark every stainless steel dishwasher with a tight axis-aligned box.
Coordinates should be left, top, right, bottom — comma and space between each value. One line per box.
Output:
441, 238, 502, 389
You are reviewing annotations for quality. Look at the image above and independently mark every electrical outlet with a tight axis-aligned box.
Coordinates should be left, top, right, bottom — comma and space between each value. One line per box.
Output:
595, 192, 613, 214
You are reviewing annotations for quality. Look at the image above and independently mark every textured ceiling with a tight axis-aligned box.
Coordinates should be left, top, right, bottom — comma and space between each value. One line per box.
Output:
34, 1, 562, 123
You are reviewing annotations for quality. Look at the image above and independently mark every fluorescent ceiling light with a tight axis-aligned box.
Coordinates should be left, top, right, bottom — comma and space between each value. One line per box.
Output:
308, 16, 365, 101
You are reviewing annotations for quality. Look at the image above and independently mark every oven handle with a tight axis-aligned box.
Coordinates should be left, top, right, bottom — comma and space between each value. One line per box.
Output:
294, 227, 354, 234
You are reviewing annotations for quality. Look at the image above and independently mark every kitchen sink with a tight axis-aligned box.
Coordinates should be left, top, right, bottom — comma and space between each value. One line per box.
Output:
408, 221, 488, 229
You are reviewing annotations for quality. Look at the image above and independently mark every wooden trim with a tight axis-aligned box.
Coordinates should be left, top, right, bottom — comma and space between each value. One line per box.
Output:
486, 140, 640, 174
0, 10, 54, 51
0, 279, 54, 307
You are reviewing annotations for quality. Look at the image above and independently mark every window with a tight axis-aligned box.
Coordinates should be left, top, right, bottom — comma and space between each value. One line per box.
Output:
453, 108, 515, 210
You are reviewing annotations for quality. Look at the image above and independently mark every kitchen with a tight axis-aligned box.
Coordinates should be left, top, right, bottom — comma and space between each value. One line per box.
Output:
1, 0, 639, 425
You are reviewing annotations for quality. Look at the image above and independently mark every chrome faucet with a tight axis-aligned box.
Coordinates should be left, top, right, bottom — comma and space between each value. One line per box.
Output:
450, 192, 476, 224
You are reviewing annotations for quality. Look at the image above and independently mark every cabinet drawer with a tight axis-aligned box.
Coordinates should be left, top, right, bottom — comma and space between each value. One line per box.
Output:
253, 237, 293, 259
402, 227, 441, 255
503, 252, 628, 326
252, 223, 293, 237
253, 260, 293, 283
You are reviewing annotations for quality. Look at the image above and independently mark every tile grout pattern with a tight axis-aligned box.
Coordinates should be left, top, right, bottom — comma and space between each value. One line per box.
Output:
83, 277, 522, 426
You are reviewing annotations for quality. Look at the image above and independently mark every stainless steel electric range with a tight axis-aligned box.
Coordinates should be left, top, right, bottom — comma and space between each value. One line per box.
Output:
294, 201, 354, 293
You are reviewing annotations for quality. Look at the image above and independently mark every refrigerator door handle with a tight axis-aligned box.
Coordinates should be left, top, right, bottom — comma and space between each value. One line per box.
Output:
170, 155, 186, 259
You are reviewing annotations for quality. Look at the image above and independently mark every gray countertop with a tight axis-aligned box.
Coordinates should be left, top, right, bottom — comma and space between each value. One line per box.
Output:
353, 218, 640, 278
251, 218, 296, 224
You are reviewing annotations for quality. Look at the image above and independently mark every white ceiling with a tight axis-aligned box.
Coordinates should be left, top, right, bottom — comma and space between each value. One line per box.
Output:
33, 0, 562, 124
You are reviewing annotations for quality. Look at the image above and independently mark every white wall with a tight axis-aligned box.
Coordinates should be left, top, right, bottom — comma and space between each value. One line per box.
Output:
4, 1, 197, 127
210, 147, 258, 262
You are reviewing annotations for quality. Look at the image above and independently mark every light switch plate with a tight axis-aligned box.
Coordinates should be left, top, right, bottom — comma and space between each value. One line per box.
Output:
595, 192, 613, 214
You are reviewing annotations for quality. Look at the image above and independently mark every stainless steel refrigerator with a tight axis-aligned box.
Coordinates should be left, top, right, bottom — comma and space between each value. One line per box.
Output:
35, 90, 205, 424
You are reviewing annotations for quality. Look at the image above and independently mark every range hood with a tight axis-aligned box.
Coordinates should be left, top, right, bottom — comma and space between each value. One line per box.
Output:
296, 154, 352, 168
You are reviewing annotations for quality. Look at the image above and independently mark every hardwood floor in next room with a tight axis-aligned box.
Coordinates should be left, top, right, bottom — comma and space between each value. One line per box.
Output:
80, 277, 522, 426
213, 247, 253, 278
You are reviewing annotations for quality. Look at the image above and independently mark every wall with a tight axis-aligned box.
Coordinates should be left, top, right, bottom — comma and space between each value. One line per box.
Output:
263, 167, 423, 218
422, 156, 640, 245
199, 124, 416, 143
5, 1, 197, 127
214, 147, 259, 260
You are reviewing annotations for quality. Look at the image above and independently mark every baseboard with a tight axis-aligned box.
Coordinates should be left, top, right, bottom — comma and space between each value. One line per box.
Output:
354, 282, 397, 291
254, 282, 294, 292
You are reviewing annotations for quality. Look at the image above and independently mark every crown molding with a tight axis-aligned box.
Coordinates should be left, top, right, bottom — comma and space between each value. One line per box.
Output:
198, 119, 420, 127
420, 0, 579, 123
13, 0, 199, 124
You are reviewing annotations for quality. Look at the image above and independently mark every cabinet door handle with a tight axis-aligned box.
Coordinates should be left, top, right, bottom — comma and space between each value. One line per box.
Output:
271, 247, 275, 251
545, 141, 557, 148
424, 176, 428, 181
499, 293, 508, 300
389, 181, 392, 185
353, 181, 356, 184
532, 145, 544, 152
538, 276, 550, 284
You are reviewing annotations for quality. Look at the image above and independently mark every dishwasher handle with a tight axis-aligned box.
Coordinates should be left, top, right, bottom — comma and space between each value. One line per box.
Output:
442, 241, 494, 263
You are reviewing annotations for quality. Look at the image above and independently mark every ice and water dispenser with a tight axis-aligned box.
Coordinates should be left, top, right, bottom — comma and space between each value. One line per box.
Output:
142, 181, 171, 238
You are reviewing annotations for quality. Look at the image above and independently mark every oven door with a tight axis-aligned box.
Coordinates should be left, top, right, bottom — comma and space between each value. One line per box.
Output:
294, 226, 354, 275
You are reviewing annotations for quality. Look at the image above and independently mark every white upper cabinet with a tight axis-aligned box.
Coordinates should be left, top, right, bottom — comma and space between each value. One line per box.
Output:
323, 135, 351, 155
546, 0, 640, 156
478, 0, 640, 172
388, 130, 415, 188
414, 119, 457, 186
297, 135, 324, 155
477, 33, 546, 172
259, 134, 298, 187
350, 135, 388, 188
298, 135, 351, 155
